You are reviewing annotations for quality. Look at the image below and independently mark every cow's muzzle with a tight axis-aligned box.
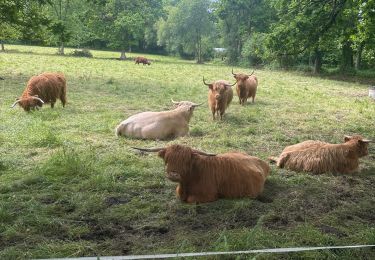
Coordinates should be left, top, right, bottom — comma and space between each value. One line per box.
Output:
167, 171, 181, 182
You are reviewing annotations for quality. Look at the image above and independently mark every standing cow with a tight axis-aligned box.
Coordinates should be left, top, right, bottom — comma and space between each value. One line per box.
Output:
11, 72, 67, 111
203, 77, 235, 120
132, 144, 270, 203
269, 135, 372, 174
135, 56, 151, 65
232, 69, 258, 105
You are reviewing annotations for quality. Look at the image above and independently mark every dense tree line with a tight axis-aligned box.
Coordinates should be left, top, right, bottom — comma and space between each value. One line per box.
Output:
1, 0, 374, 72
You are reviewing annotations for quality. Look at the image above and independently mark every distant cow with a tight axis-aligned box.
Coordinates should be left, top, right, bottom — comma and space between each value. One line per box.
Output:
132, 144, 270, 203
269, 135, 372, 174
11, 72, 67, 111
203, 77, 235, 120
135, 56, 151, 65
115, 100, 202, 140
232, 69, 258, 105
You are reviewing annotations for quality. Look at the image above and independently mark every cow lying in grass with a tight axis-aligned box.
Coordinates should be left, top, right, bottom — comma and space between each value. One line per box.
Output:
11, 72, 67, 111
203, 77, 235, 120
269, 135, 372, 174
116, 100, 201, 140
133, 144, 270, 203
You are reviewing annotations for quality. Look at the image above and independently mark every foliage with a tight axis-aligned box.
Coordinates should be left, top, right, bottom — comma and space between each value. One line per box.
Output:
157, 0, 215, 63
70, 48, 93, 58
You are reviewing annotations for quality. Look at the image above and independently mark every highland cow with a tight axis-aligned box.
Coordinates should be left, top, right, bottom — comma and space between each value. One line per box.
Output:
133, 144, 270, 203
232, 69, 258, 105
135, 56, 151, 65
269, 135, 372, 174
203, 77, 235, 120
116, 100, 202, 140
11, 72, 67, 111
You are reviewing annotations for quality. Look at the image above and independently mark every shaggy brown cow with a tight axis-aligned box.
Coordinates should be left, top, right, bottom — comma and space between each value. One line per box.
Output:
232, 69, 258, 105
269, 135, 372, 174
133, 144, 270, 203
203, 77, 235, 120
11, 72, 67, 111
135, 56, 151, 65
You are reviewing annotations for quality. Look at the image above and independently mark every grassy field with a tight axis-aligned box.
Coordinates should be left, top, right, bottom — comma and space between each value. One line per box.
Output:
0, 45, 374, 259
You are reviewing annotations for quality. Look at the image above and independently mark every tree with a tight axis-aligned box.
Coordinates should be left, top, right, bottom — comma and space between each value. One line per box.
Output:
0, 0, 49, 51
214, 0, 276, 64
46, 0, 77, 55
266, 0, 348, 73
96, 0, 163, 60
0, 23, 20, 51
157, 0, 214, 63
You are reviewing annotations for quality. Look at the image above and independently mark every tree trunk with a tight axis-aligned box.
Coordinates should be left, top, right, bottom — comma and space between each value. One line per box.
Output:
59, 41, 65, 55
340, 41, 354, 72
355, 42, 364, 70
1, 42, 4, 52
120, 50, 126, 60
313, 48, 322, 74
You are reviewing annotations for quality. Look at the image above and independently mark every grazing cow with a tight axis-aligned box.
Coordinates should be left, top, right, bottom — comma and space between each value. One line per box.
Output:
132, 144, 270, 203
232, 69, 258, 105
115, 100, 202, 140
203, 77, 235, 120
269, 135, 372, 174
135, 56, 151, 65
11, 72, 67, 112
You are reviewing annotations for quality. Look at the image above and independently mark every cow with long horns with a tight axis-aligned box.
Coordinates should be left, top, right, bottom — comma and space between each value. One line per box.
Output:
232, 69, 258, 105
11, 72, 67, 111
269, 135, 372, 174
116, 100, 202, 140
203, 77, 235, 120
133, 144, 270, 203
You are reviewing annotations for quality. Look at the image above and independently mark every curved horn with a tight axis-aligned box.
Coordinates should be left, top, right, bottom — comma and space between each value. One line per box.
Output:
360, 139, 373, 143
225, 81, 237, 87
192, 102, 204, 107
31, 96, 45, 104
248, 70, 255, 76
131, 147, 165, 153
11, 100, 21, 108
171, 99, 180, 105
203, 77, 212, 86
193, 149, 216, 156
232, 68, 236, 75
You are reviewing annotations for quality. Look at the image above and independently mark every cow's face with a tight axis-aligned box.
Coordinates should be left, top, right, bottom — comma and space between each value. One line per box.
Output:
158, 145, 192, 182
13, 97, 43, 111
233, 74, 249, 87
210, 82, 229, 101
344, 135, 371, 157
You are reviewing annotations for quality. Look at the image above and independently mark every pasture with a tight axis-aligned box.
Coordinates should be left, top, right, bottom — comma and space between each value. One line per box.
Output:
0, 45, 374, 259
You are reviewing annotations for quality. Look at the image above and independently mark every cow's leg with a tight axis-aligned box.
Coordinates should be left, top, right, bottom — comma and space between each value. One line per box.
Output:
211, 109, 216, 120
176, 185, 183, 199
187, 194, 217, 203
252, 94, 256, 103
60, 94, 66, 107
51, 100, 56, 108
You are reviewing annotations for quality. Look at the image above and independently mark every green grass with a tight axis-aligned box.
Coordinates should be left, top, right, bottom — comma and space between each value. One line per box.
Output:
0, 45, 375, 259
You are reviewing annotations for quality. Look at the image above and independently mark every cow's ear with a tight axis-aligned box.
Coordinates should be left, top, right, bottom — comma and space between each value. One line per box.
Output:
208, 84, 213, 90
244, 76, 249, 80
158, 149, 166, 159
344, 135, 352, 142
